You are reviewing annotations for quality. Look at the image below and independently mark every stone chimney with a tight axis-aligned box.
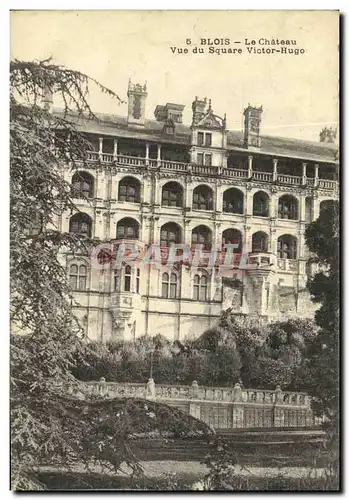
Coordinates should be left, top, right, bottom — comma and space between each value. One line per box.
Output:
127, 80, 147, 126
42, 85, 53, 112
243, 104, 263, 148
319, 127, 337, 143
192, 97, 207, 125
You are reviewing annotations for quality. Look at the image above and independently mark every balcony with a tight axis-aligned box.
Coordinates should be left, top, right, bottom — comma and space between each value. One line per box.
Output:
82, 153, 338, 191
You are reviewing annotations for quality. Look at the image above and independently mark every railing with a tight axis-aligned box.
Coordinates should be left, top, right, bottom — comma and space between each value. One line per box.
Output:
73, 379, 321, 430
192, 165, 217, 175
82, 153, 337, 192
223, 168, 249, 179
162, 160, 188, 171
277, 174, 302, 185
117, 154, 146, 167
252, 171, 273, 182
319, 179, 337, 190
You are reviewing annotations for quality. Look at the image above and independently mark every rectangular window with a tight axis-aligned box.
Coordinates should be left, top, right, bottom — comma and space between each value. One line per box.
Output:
197, 132, 204, 146
204, 154, 212, 166
78, 277, 86, 291
205, 133, 212, 147
200, 286, 207, 301
170, 283, 177, 299
193, 285, 199, 301
136, 269, 140, 294
197, 153, 204, 165
70, 276, 77, 290
124, 276, 131, 292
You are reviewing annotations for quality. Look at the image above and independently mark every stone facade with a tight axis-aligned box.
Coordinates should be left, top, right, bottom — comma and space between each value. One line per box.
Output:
54, 81, 339, 342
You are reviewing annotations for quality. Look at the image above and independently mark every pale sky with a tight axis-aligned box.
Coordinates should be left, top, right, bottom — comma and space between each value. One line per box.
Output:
10, 10, 339, 141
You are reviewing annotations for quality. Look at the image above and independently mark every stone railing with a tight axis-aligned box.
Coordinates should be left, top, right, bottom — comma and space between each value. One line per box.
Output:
71, 379, 323, 430
83, 152, 337, 192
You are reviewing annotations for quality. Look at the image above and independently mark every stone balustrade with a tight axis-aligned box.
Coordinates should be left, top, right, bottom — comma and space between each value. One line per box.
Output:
83, 152, 337, 192
70, 379, 322, 430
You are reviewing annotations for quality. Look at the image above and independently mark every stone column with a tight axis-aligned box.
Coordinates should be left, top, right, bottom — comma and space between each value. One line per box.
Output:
98, 137, 103, 160
147, 378, 156, 399
248, 155, 253, 179
302, 162, 307, 186
232, 383, 244, 428
145, 142, 150, 166
157, 144, 162, 167
299, 195, 306, 222
245, 188, 253, 216
113, 138, 118, 161
273, 158, 278, 182
314, 164, 319, 188
216, 182, 223, 212
273, 385, 285, 427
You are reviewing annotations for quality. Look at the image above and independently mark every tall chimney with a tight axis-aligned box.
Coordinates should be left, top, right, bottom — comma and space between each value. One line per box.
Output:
127, 80, 147, 126
243, 105, 263, 148
192, 97, 207, 125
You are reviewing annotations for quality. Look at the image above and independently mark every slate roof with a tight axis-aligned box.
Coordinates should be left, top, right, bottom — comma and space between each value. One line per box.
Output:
55, 109, 337, 164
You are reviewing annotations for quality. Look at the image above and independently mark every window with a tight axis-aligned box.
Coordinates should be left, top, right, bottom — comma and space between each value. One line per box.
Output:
72, 171, 94, 198
197, 153, 212, 166
223, 188, 244, 214
253, 191, 269, 217
205, 133, 212, 147
252, 232, 268, 252
162, 271, 178, 298
204, 154, 212, 166
69, 264, 87, 291
160, 223, 181, 247
118, 177, 141, 203
193, 185, 213, 211
124, 265, 132, 292
197, 132, 212, 147
116, 218, 139, 239
193, 272, 208, 301
161, 182, 183, 207
278, 195, 298, 220
69, 213, 92, 238
192, 225, 212, 250
222, 229, 243, 253
136, 269, 140, 294
277, 235, 297, 259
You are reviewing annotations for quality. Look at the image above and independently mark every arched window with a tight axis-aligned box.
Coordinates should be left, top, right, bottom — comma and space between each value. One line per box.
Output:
253, 191, 269, 217
69, 263, 87, 291
223, 188, 244, 214
71, 171, 94, 198
193, 185, 213, 211
161, 271, 178, 298
124, 265, 132, 292
192, 225, 212, 250
69, 213, 92, 238
222, 229, 243, 253
162, 182, 183, 207
193, 271, 209, 301
118, 176, 141, 203
277, 235, 298, 259
116, 218, 139, 239
252, 231, 269, 253
160, 222, 181, 247
278, 195, 298, 220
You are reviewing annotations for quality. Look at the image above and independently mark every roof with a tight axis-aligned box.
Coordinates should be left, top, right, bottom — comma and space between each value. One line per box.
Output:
54, 109, 337, 163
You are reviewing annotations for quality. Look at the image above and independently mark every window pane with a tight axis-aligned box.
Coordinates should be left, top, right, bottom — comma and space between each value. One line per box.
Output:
193, 285, 199, 300
69, 276, 78, 290
124, 276, 131, 292
70, 264, 78, 274
162, 282, 169, 298
170, 283, 177, 298
200, 285, 207, 301
197, 153, 203, 165
205, 133, 212, 147
198, 132, 204, 146
79, 265, 87, 276
162, 273, 169, 282
78, 277, 86, 291
170, 273, 177, 283
204, 154, 212, 166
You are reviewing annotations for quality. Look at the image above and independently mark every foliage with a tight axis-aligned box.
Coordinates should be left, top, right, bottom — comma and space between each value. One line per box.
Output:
10, 59, 210, 491
304, 200, 339, 432
72, 316, 319, 391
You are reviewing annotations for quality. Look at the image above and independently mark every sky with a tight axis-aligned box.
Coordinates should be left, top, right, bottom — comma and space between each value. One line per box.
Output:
10, 10, 339, 142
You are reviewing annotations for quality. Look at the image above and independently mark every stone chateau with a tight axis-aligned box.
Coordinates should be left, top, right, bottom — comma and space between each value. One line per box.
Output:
49, 81, 338, 342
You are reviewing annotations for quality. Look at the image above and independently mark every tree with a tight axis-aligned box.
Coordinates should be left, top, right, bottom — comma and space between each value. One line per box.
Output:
10, 60, 210, 490
304, 200, 339, 434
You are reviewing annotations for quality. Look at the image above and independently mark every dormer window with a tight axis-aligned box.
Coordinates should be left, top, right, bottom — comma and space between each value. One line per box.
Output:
197, 132, 212, 147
